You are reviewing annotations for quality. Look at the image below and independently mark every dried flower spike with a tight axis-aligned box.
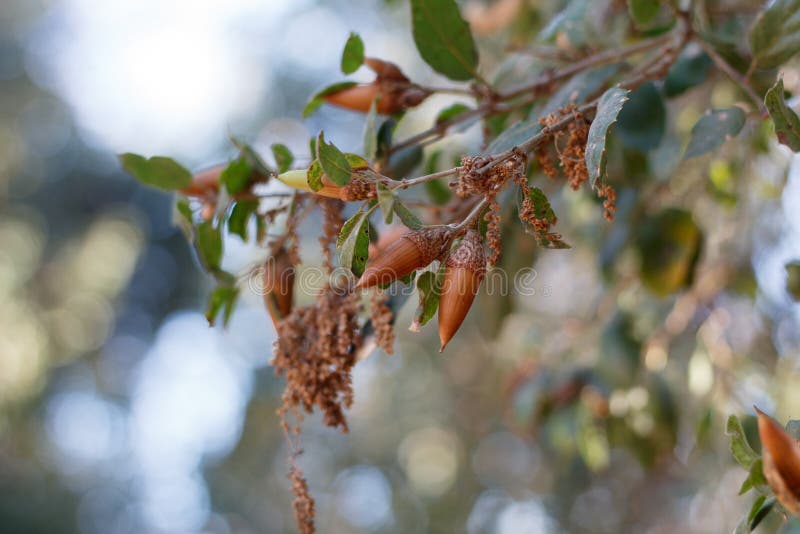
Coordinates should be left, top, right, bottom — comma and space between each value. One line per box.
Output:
263, 247, 295, 327
756, 407, 800, 514
438, 229, 486, 352
356, 226, 454, 289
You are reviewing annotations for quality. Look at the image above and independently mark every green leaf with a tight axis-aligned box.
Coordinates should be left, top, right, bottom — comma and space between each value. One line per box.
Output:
684, 107, 746, 159
303, 81, 358, 118
664, 51, 712, 97
436, 103, 471, 124
205, 285, 239, 327
228, 200, 258, 241
726, 415, 760, 469
586, 87, 630, 186
393, 201, 423, 230
175, 198, 193, 225
376, 183, 395, 224
196, 221, 223, 271
307, 161, 323, 192
344, 153, 369, 169
518, 187, 571, 249
220, 157, 253, 194
341, 32, 365, 74
739, 458, 768, 494
410, 0, 478, 81
765, 78, 800, 152
539, 0, 590, 47
338, 210, 371, 276
616, 82, 666, 152
316, 132, 352, 186
271, 144, 294, 173
627, 0, 660, 28
410, 270, 442, 330
425, 179, 452, 205
749, 0, 800, 69
119, 153, 192, 190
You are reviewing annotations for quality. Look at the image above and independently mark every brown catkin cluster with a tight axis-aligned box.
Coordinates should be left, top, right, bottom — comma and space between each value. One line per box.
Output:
596, 182, 617, 221
457, 154, 525, 198
537, 105, 591, 190
318, 198, 344, 271
485, 198, 502, 266
369, 289, 395, 355
288, 461, 315, 534
272, 287, 362, 431
340, 176, 377, 202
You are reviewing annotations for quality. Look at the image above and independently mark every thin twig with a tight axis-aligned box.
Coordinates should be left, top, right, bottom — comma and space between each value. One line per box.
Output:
697, 39, 766, 116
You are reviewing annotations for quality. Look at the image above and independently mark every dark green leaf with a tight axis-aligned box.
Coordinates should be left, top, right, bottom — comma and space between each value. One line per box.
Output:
664, 51, 712, 97
749, 496, 775, 530
316, 132, 352, 186
586, 87, 630, 186
738, 458, 767, 494
637, 208, 702, 296
205, 285, 239, 327
393, 201, 423, 230
175, 198, 193, 225
303, 81, 358, 118
786, 261, 800, 301
229, 137, 273, 179
307, 161, 323, 192
726, 414, 760, 469
410, 269, 443, 330
529, 187, 556, 223
765, 78, 800, 152
119, 153, 192, 190
436, 103, 471, 124
228, 200, 258, 241
271, 144, 294, 173
341, 32, 365, 74
684, 107, 746, 159
376, 183, 395, 224
410, 0, 478, 81
627, 0, 660, 28
749, 0, 800, 69
388, 146, 424, 179
616, 82, 666, 151
196, 221, 223, 271
220, 157, 253, 194
338, 210, 371, 276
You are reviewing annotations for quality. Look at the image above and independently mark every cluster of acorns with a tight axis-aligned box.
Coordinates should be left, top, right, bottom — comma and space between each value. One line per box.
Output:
261, 220, 487, 353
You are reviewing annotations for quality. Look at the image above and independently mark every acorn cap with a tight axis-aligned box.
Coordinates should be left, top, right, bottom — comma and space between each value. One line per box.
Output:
438, 229, 486, 352
756, 406, 800, 513
357, 226, 453, 289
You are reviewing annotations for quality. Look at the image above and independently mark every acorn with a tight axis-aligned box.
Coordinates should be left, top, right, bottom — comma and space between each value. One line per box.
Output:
323, 81, 429, 115
363, 57, 409, 82
756, 407, 800, 513
181, 164, 225, 197
262, 247, 295, 326
368, 225, 407, 259
276, 169, 342, 199
356, 226, 454, 289
437, 229, 486, 352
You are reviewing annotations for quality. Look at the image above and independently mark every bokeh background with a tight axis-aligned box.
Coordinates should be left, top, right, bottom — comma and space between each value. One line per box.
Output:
2, 0, 800, 532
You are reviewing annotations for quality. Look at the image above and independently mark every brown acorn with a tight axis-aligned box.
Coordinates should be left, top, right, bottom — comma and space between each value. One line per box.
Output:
323, 80, 429, 115
181, 164, 225, 197
356, 226, 454, 289
262, 247, 295, 327
756, 407, 800, 513
438, 229, 486, 352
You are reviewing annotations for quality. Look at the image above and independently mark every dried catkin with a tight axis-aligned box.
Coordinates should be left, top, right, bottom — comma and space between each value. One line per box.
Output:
318, 198, 344, 271
369, 289, 395, 355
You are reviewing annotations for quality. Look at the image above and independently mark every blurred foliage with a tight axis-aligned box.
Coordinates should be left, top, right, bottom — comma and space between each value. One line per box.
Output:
2, 0, 800, 533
